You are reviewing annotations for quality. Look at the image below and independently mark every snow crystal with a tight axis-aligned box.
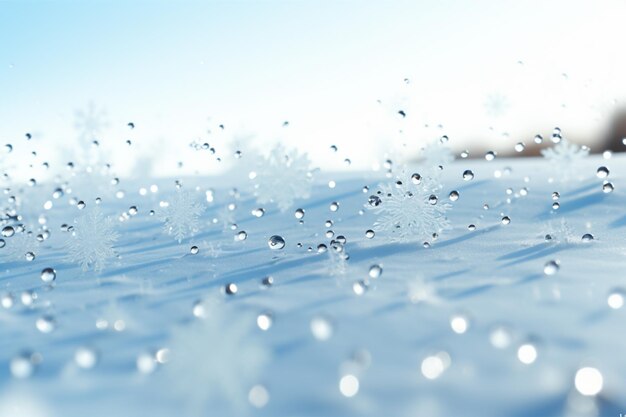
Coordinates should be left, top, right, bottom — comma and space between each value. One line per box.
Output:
162, 298, 269, 415
541, 138, 589, 181
252, 144, 313, 212
160, 189, 205, 242
66, 206, 119, 272
367, 174, 451, 242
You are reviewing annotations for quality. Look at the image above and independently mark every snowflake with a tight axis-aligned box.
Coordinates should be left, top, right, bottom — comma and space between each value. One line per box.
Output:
160, 189, 205, 242
541, 138, 589, 181
418, 139, 455, 171
66, 206, 119, 272
163, 298, 269, 415
367, 175, 451, 242
74, 101, 109, 143
252, 144, 313, 212
484, 93, 510, 118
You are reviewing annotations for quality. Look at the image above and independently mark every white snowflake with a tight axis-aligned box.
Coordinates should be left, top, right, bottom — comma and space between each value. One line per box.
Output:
367, 175, 451, 242
418, 139, 455, 171
66, 206, 119, 272
252, 144, 313, 212
541, 138, 589, 181
160, 189, 205, 242
74, 101, 109, 143
163, 299, 269, 415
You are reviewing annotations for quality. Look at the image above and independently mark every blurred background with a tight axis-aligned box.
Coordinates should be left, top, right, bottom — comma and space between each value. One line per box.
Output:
1, 0, 626, 180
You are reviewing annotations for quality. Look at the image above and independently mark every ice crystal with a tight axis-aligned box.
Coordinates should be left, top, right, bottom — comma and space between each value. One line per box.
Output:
418, 140, 454, 171
160, 189, 205, 242
66, 207, 119, 272
541, 138, 589, 181
367, 175, 451, 242
252, 145, 313, 212
163, 299, 269, 415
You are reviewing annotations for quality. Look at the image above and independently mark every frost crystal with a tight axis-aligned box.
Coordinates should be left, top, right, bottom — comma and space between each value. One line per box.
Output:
367, 175, 451, 242
541, 138, 589, 181
252, 145, 313, 212
66, 207, 119, 272
418, 140, 455, 170
163, 299, 269, 415
160, 189, 205, 242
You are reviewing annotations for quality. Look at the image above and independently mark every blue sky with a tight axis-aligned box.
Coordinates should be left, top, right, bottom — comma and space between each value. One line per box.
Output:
1, 0, 625, 176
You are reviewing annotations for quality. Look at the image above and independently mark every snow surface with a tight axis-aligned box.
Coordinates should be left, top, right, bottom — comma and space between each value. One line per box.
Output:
1, 154, 625, 417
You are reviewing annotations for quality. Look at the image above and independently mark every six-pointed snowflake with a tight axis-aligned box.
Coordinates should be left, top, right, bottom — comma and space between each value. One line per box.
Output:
160, 189, 205, 242
541, 138, 589, 181
66, 206, 119, 272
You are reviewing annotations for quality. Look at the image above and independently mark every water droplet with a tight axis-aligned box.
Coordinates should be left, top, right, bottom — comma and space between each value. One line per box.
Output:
36, 315, 56, 333
575, 367, 603, 396
411, 173, 422, 184
136, 353, 157, 374
485, 151, 496, 161
460, 150, 469, 158
368, 264, 382, 278
339, 374, 359, 397
310, 316, 333, 341
330, 145, 338, 152
450, 314, 469, 334
2, 226, 15, 237
462, 170, 474, 181
552, 191, 560, 200
501, 216, 511, 225
0, 239, 5, 248
268, 235, 285, 250
602, 182, 614, 193
330, 202, 339, 212
543, 260, 560, 275
428, 195, 438, 205
514, 142, 525, 152
77, 201, 86, 209
517, 343, 538, 364
365, 229, 375, 239
257, 312, 273, 330
75, 347, 98, 369
552, 202, 560, 210
421, 352, 449, 379
368, 195, 382, 207
261, 276, 274, 287
581, 233, 594, 242
251, 208, 265, 218
352, 280, 369, 295
249, 384, 270, 408
236, 231, 247, 241
295, 208, 305, 219
534, 134, 543, 144
224, 283, 238, 295
596, 166, 609, 178
468, 224, 476, 231
607, 288, 625, 309
40, 268, 56, 283
1, 293, 14, 309
10, 352, 36, 379
449, 191, 459, 201
25, 252, 36, 261
190, 246, 199, 255
317, 244, 328, 253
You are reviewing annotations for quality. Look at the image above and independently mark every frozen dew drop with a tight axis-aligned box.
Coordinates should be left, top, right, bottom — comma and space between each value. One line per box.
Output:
256, 312, 273, 331
501, 216, 511, 225
543, 260, 560, 276
75, 347, 98, 369
339, 374, 359, 397
602, 182, 614, 193
224, 283, 238, 295
607, 288, 625, 309
581, 233, 594, 242
368, 264, 383, 278
411, 173, 422, 185
268, 235, 286, 250
36, 315, 56, 333
575, 367, 603, 396
2, 226, 15, 237
365, 229, 375, 239
462, 170, 474, 181
40, 268, 56, 283
310, 316, 333, 341
295, 208, 305, 219
517, 343, 538, 364
190, 246, 199, 255
448, 190, 459, 201
596, 166, 609, 178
